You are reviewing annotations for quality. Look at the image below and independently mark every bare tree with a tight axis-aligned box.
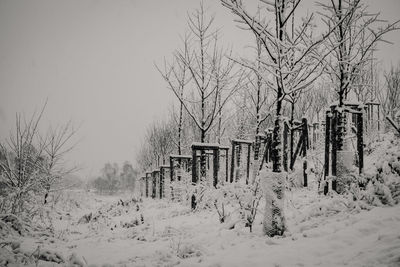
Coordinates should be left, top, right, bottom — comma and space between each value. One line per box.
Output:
40, 121, 78, 204
156, 34, 191, 155
159, 3, 245, 177
0, 107, 46, 214
319, 0, 399, 151
221, 0, 344, 236
136, 118, 175, 172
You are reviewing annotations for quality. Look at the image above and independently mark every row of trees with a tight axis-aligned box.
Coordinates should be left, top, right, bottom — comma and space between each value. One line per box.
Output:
137, 0, 400, 236
0, 104, 78, 214
91, 162, 138, 194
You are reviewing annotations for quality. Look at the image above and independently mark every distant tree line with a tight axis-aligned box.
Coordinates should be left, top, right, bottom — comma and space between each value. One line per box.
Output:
91, 161, 138, 195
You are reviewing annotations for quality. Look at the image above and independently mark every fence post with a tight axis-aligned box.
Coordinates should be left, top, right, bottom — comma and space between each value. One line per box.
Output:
246, 144, 251, 184
357, 112, 364, 174
302, 118, 308, 187
283, 121, 289, 172
213, 149, 219, 188
230, 142, 235, 183
324, 111, 331, 194
331, 109, 338, 192
191, 149, 197, 210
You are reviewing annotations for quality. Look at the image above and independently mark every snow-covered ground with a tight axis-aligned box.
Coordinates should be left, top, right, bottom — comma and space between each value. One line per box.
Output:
3, 189, 399, 267
1, 133, 400, 267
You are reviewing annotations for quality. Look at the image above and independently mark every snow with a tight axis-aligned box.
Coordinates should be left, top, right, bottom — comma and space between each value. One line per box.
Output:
191, 142, 221, 148
1, 135, 400, 267
2, 188, 400, 266
160, 165, 171, 168
170, 154, 192, 159
232, 139, 253, 144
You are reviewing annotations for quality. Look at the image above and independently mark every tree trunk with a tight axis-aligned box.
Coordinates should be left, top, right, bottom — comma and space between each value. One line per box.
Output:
272, 99, 283, 173
200, 129, 207, 180
178, 102, 183, 155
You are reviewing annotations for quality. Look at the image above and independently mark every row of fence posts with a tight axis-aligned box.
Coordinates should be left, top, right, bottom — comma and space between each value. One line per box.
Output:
139, 118, 313, 200
138, 102, 387, 207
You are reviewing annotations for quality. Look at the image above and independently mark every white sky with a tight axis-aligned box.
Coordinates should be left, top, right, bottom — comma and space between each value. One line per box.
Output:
1, 0, 399, 178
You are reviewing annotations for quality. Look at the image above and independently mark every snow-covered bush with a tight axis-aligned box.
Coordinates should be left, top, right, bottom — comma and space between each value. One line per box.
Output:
345, 161, 400, 207
230, 177, 263, 232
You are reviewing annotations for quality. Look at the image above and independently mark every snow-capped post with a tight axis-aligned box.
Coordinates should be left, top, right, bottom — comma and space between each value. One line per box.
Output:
302, 117, 308, 187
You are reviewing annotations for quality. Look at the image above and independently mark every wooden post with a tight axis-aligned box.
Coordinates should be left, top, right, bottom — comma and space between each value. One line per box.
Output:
283, 121, 289, 172
160, 168, 164, 199
246, 144, 251, 184
377, 104, 380, 131
191, 149, 197, 210
152, 172, 156, 199
207, 153, 210, 170
170, 157, 174, 182
357, 112, 364, 174
213, 149, 219, 188
230, 142, 235, 183
192, 150, 197, 185
331, 109, 337, 192
235, 143, 242, 182
324, 112, 331, 195
226, 149, 229, 183
302, 118, 308, 187
145, 175, 149, 198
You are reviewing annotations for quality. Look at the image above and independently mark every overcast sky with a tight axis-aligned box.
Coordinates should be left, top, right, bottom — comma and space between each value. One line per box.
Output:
1, 0, 399, 178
